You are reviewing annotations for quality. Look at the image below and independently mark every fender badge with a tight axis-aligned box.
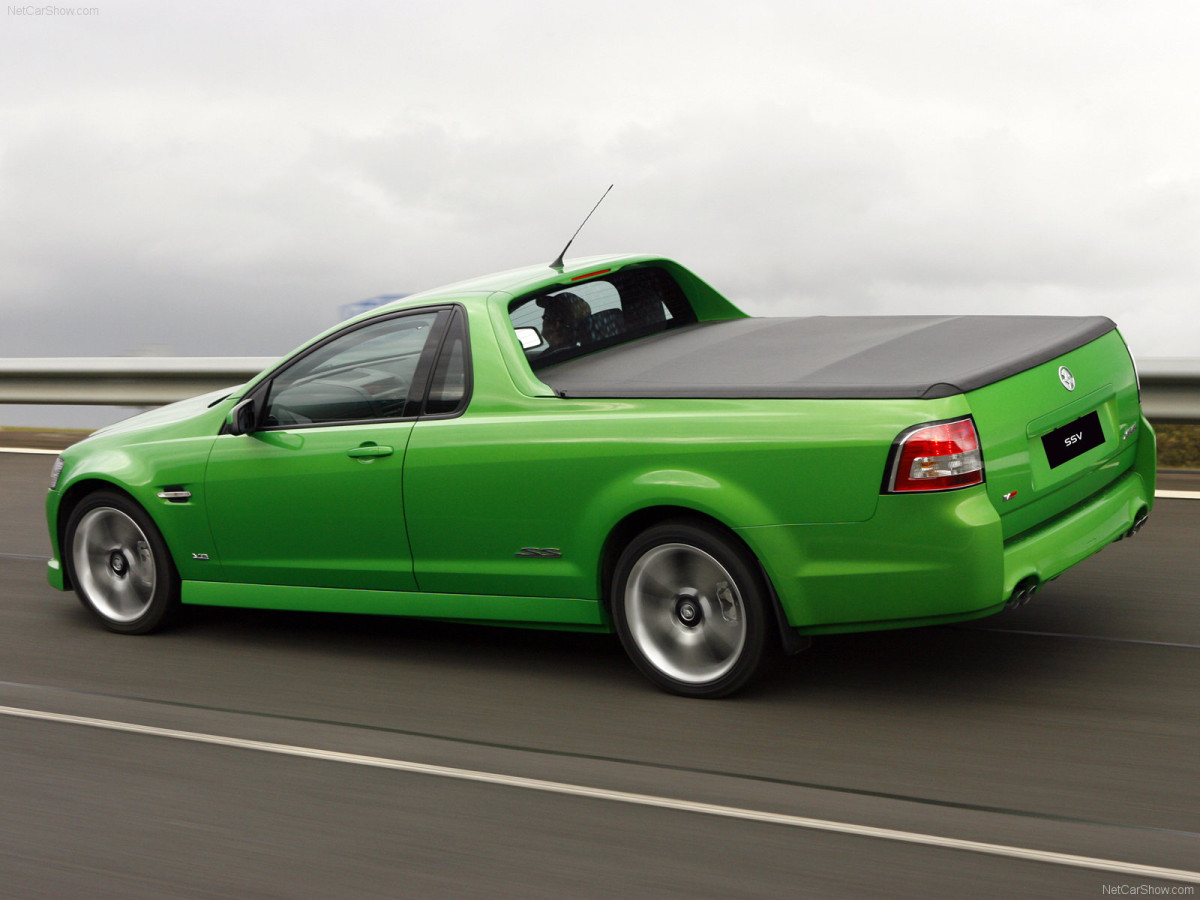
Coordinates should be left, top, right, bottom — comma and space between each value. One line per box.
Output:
515, 548, 562, 559
1058, 366, 1076, 391
1003, 490, 1019, 502
192, 553, 210, 560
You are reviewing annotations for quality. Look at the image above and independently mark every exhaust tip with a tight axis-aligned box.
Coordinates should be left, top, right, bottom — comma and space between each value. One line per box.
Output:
1005, 577, 1040, 609
1125, 507, 1149, 539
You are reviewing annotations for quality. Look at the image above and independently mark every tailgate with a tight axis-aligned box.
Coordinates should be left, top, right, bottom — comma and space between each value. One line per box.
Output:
965, 329, 1143, 539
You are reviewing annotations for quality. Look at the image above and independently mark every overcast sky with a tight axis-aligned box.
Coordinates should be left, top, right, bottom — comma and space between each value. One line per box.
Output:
3, 1, 1199, 403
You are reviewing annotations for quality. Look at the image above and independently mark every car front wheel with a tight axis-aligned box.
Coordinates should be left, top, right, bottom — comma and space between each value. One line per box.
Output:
611, 520, 773, 698
64, 490, 180, 634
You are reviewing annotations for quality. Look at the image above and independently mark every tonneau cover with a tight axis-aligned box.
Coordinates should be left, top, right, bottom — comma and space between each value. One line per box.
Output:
538, 316, 1117, 400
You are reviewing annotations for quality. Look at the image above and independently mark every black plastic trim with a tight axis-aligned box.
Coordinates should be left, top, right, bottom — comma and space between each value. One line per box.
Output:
416, 305, 474, 421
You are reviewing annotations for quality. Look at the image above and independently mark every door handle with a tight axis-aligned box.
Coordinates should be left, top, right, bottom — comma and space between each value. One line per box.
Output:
346, 443, 394, 459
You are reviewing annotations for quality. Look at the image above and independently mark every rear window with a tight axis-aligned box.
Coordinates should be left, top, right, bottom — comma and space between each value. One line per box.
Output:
509, 266, 696, 371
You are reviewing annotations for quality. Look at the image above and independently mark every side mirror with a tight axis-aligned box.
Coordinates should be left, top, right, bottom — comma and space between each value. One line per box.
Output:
227, 397, 258, 436
514, 327, 544, 351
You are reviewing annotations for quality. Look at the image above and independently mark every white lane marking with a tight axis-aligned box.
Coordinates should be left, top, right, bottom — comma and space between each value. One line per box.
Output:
967, 628, 1200, 650
0, 447, 61, 455
1, 705, 1196, 884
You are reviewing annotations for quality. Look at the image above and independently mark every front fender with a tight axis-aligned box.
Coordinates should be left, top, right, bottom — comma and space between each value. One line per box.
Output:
49, 436, 220, 584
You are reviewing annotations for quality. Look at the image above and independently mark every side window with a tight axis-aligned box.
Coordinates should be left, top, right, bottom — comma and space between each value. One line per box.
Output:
422, 310, 470, 416
264, 311, 439, 427
509, 266, 695, 370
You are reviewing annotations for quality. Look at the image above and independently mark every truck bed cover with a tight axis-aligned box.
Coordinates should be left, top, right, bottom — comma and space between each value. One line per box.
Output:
538, 315, 1117, 400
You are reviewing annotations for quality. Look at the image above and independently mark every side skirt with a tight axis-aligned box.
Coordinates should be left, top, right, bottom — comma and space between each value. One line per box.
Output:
182, 580, 606, 628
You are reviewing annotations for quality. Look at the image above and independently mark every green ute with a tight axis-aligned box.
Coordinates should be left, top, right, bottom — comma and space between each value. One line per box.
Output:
46, 254, 1155, 697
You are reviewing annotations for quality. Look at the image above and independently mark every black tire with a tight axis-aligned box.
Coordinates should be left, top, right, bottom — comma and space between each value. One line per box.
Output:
63, 489, 180, 634
610, 520, 773, 697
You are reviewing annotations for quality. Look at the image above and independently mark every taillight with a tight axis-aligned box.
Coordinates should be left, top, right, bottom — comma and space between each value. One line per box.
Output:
885, 417, 984, 493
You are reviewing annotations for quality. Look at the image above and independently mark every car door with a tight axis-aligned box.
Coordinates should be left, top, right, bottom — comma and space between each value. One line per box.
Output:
404, 303, 608, 603
203, 307, 450, 591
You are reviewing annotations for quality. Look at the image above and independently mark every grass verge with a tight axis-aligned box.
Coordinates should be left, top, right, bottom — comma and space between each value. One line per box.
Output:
1153, 423, 1200, 469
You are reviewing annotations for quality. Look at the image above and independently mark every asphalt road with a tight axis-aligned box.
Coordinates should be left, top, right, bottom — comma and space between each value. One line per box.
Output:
1, 451, 1197, 898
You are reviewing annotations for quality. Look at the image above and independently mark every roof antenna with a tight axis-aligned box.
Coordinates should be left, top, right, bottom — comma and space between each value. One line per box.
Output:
550, 184, 613, 271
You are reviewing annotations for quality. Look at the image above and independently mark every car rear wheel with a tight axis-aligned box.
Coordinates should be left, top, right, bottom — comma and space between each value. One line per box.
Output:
65, 490, 180, 634
611, 520, 773, 697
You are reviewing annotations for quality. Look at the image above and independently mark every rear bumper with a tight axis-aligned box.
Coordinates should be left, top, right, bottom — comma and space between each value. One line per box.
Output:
1001, 450, 1154, 598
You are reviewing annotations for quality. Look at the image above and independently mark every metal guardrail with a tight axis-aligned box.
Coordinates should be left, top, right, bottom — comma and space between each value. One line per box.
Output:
0, 356, 1198, 422
1138, 358, 1200, 424
0, 357, 276, 406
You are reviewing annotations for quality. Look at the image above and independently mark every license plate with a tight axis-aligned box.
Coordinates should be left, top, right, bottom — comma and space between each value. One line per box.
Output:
1042, 410, 1105, 469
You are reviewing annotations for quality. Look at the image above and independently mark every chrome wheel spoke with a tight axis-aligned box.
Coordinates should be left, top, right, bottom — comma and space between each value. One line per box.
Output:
111, 576, 140, 616
701, 618, 739, 661
81, 515, 117, 557
637, 566, 680, 605
669, 628, 712, 670
640, 594, 680, 641
108, 514, 141, 548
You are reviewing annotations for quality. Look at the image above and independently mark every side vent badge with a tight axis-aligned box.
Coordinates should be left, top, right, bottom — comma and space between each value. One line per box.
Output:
515, 548, 563, 559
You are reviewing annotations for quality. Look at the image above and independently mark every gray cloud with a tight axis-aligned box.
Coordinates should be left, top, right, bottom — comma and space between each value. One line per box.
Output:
3, 0, 1199, 384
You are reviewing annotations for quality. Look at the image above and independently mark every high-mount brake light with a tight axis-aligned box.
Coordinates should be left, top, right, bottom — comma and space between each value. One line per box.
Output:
886, 417, 984, 493
571, 268, 612, 282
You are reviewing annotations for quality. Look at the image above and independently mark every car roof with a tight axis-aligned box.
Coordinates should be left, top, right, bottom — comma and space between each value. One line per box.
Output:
371, 253, 666, 314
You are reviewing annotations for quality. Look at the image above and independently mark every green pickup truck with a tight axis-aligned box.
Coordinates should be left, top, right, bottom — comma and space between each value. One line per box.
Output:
46, 254, 1155, 696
